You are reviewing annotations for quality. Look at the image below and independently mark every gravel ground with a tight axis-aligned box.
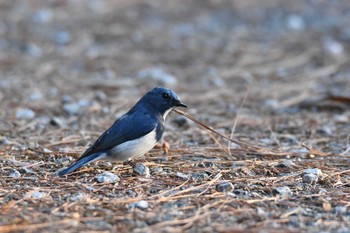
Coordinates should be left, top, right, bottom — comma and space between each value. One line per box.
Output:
0, 0, 349, 232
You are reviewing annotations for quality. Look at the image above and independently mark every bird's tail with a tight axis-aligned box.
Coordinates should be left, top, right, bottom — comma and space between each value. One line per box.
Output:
57, 152, 104, 177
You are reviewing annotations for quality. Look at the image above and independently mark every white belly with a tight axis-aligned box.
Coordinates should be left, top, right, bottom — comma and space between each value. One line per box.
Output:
108, 129, 158, 161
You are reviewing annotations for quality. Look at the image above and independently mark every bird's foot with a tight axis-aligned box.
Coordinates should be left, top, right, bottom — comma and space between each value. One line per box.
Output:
123, 160, 136, 168
154, 141, 170, 154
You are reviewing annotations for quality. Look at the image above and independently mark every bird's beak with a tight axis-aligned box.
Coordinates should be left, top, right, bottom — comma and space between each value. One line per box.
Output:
174, 100, 187, 108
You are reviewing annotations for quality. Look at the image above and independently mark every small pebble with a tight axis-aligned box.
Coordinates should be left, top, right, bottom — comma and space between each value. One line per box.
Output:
335, 114, 349, 123
49, 87, 59, 97
37, 116, 50, 125
256, 207, 267, 217
276, 160, 295, 168
102, 106, 109, 113
133, 163, 150, 177
274, 66, 290, 78
95, 91, 107, 101
302, 173, 318, 184
24, 43, 42, 58
85, 186, 95, 191
0, 136, 11, 145
150, 167, 163, 174
100, 161, 112, 168
77, 99, 91, 107
131, 200, 149, 210
50, 117, 67, 128
152, 157, 168, 163
302, 168, 323, 179
94, 172, 119, 183
233, 189, 249, 196
333, 206, 347, 215
259, 138, 274, 145
55, 157, 73, 166
16, 108, 35, 119
55, 31, 71, 45
318, 188, 328, 194
63, 103, 82, 115
137, 67, 177, 86
61, 95, 73, 103
98, 69, 116, 79
27, 92, 43, 101
32, 9, 53, 23
8, 169, 21, 178
211, 77, 225, 87
288, 148, 309, 154
273, 186, 292, 197
43, 148, 52, 153
31, 191, 45, 199
132, 30, 143, 43
324, 39, 343, 56
197, 161, 215, 168
302, 168, 323, 176
317, 126, 333, 136
19, 167, 34, 174
337, 227, 350, 233
69, 193, 84, 202
63, 100, 91, 115
126, 190, 136, 197
172, 116, 189, 128
176, 172, 189, 179
215, 181, 234, 192
287, 14, 305, 30
264, 99, 279, 108
191, 173, 209, 181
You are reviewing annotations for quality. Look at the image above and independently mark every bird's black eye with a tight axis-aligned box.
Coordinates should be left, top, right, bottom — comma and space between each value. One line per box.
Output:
162, 93, 170, 99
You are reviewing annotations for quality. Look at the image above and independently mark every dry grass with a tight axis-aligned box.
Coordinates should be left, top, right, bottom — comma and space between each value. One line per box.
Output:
0, 0, 350, 232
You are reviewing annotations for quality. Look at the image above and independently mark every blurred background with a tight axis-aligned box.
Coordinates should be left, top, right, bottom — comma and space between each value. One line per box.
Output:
0, 0, 349, 151
1, 1, 350, 232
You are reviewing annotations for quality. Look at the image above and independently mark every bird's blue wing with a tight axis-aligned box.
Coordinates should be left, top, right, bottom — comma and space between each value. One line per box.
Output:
76, 109, 158, 162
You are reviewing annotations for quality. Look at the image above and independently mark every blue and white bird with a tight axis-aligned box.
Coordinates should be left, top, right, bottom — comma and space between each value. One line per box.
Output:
58, 87, 187, 176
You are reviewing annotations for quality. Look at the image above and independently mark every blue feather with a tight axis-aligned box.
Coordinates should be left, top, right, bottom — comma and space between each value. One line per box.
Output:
58, 152, 104, 176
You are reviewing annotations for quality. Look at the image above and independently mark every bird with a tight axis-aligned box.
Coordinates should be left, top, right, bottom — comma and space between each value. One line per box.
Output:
58, 86, 187, 176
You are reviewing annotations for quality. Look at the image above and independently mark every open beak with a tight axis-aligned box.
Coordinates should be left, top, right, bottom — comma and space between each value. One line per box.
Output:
174, 100, 187, 108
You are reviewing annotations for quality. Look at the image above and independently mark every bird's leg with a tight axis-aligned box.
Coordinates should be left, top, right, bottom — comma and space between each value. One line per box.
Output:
123, 160, 136, 168
162, 141, 170, 154
154, 140, 170, 154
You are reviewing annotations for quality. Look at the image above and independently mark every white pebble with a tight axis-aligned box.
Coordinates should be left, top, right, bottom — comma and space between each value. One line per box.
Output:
94, 172, 119, 183
302, 168, 323, 177
8, 169, 21, 178
69, 193, 84, 202
16, 108, 35, 119
287, 15, 305, 30
273, 186, 292, 197
302, 173, 318, 184
324, 40, 343, 55
137, 67, 177, 86
27, 92, 43, 101
31, 191, 45, 199
133, 200, 149, 210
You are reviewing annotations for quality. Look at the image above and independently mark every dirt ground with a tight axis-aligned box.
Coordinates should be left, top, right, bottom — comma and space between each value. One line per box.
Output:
0, 0, 349, 232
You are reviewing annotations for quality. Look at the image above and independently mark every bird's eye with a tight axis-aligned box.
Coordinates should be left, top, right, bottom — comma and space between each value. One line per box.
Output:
162, 93, 170, 99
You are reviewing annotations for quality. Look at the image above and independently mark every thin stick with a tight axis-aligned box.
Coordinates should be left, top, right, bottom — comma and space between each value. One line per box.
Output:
173, 109, 274, 152
267, 126, 282, 148
227, 85, 250, 155
0, 219, 79, 233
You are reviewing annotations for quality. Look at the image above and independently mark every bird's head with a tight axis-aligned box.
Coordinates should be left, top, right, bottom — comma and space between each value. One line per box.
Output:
141, 86, 187, 119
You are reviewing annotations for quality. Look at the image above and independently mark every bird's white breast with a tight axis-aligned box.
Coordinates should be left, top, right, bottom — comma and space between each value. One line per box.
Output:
108, 128, 158, 161
163, 108, 173, 120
